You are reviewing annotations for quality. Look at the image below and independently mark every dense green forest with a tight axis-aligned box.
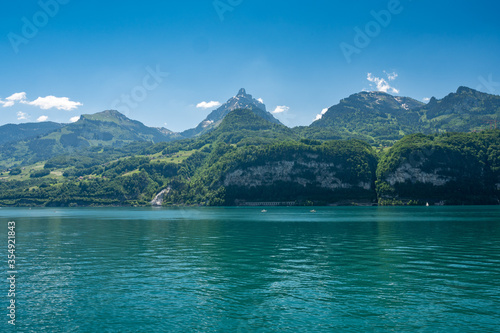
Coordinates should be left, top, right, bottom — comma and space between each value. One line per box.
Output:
0, 109, 376, 206
377, 131, 500, 205
0, 113, 498, 207
0, 85, 499, 207
301, 87, 500, 146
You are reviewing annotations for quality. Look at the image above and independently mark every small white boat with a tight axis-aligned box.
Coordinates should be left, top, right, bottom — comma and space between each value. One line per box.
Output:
310, 209, 317, 213
426, 202, 430, 207
261, 209, 267, 213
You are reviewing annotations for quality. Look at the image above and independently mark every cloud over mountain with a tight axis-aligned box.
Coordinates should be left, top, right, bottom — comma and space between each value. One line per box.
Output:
197, 101, 222, 109
367, 72, 399, 94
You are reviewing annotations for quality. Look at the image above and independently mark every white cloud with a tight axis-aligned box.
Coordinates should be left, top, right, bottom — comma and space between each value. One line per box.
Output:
367, 73, 400, 94
17, 111, 29, 120
69, 116, 80, 123
37, 115, 49, 122
196, 101, 221, 109
25, 96, 83, 111
3, 92, 27, 107
257, 98, 264, 103
384, 71, 398, 81
314, 108, 329, 121
201, 120, 214, 128
272, 105, 290, 114
423, 97, 430, 103
1, 92, 83, 112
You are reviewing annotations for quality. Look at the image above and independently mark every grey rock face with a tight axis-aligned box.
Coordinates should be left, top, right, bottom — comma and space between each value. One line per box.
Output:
151, 187, 171, 206
224, 160, 371, 190
385, 163, 453, 186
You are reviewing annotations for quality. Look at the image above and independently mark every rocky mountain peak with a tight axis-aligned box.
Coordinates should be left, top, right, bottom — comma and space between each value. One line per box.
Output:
456, 86, 477, 94
180, 88, 280, 138
237, 88, 248, 97
223, 88, 265, 112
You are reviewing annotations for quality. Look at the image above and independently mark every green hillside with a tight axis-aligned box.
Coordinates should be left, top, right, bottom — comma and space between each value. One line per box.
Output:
0, 109, 376, 206
297, 91, 425, 145
0, 110, 177, 168
376, 130, 500, 205
199, 108, 298, 145
1, 87, 499, 207
299, 87, 499, 146
0, 122, 64, 145
178, 140, 378, 206
417, 87, 500, 133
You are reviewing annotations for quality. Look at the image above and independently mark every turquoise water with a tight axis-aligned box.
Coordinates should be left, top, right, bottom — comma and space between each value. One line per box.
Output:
1, 206, 499, 332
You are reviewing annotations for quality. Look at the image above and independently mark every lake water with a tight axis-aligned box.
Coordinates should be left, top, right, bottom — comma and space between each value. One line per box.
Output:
1, 206, 499, 332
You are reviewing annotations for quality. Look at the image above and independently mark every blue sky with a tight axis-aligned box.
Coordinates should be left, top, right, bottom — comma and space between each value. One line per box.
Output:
0, 0, 499, 131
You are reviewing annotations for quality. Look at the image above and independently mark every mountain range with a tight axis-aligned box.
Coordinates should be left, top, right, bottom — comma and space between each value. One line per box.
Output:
299, 86, 500, 145
0, 86, 498, 169
0, 122, 63, 145
0, 86, 499, 207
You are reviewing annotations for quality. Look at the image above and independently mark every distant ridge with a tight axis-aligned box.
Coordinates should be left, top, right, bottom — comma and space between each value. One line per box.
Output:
1, 86, 499, 168
297, 86, 500, 145
0, 110, 177, 168
0, 122, 63, 145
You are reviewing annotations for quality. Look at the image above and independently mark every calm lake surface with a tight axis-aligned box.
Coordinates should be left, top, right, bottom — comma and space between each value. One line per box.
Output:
1, 206, 499, 332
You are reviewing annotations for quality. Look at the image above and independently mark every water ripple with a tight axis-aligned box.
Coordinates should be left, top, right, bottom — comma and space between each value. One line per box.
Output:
0, 206, 499, 332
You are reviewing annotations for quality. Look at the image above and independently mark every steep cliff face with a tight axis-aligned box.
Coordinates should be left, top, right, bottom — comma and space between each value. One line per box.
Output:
376, 132, 500, 205
224, 160, 372, 191
205, 140, 378, 205
385, 163, 453, 187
